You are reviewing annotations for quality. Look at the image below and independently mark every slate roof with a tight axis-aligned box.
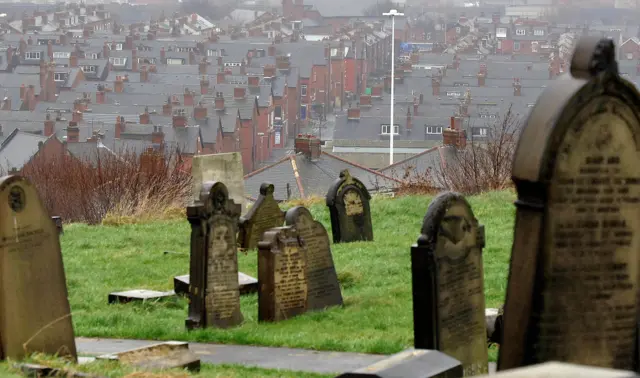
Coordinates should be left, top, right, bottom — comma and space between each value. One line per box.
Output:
244, 151, 400, 201
0, 129, 49, 172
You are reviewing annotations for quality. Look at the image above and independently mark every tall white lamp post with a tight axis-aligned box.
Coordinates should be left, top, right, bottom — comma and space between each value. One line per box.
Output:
383, 8, 404, 165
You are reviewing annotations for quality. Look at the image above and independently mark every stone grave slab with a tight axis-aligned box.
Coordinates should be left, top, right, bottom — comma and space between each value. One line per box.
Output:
258, 226, 308, 322
411, 192, 488, 376
335, 349, 463, 378
285, 206, 343, 311
191, 153, 246, 215
174, 272, 258, 296
499, 37, 640, 371
239, 183, 285, 250
96, 341, 200, 372
108, 289, 176, 304
0, 175, 77, 361
326, 169, 373, 243
186, 181, 244, 330
476, 362, 638, 378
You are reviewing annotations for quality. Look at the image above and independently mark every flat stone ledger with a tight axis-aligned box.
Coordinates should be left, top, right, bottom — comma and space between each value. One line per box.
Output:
238, 183, 285, 251
335, 349, 463, 378
499, 37, 640, 371
97, 341, 200, 372
285, 206, 343, 310
186, 181, 243, 330
258, 226, 308, 322
412, 192, 488, 376
326, 169, 373, 243
0, 175, 77, 361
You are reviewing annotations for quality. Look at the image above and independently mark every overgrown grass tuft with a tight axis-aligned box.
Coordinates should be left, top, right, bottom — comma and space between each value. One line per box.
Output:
61, 191, 516, 358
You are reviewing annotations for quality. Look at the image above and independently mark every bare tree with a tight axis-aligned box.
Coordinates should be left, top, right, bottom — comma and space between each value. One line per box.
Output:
433, 106, 520, 195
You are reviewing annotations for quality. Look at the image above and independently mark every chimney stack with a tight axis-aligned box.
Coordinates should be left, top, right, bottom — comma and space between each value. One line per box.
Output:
234, 87, 246, 100
217, 71, 226, 84
183, 88, 195, 106
199, 58, 208, 75
131, 49, 138, 72
151, 125, 164, 144
114, 75, 124, 93
513, 78, 522, 96
432, 78, 441, 96
139, 107, 150, 124
162, 98, 172, 116
172, 114, 187, 127
347, 106, 361, 120
215, 93, 225, 110
103, 42, 110, 59
194, 102, 208, 120
359, 94, 372, 107
200, 76, 210, 94
160, 46, 165, 63
44, 113, 55, 137
96, 85, 106, 104
140, 65, 148, 82
47, 40, 53, 60
66, 121, 80, 143
248, 75, 260, 87
19, 84, 26, 100
419, 93, 424, 105
72, 110, 83, 123
477, 72, 486, 87
406, 106, 412, 130
125, 35, 133, 50
443, 116, 466, 149
268, 44, 276, 57
45, 62, 56, 102
69, 51, 78, 67
263, 65, 276, 78
115, 116, 124, 139
294, 134, 321, 160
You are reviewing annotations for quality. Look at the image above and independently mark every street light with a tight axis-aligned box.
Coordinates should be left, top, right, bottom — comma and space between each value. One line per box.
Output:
383, 8, 404, 165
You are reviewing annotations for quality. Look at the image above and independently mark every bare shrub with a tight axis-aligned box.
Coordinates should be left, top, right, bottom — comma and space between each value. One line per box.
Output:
392, 165, 439, 196
433, 107, 520, 195
20, 146, 192, 225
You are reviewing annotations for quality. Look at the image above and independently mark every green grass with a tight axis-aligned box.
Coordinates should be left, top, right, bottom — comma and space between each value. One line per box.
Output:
62, 190, 516, 356
0, 356, 333, 377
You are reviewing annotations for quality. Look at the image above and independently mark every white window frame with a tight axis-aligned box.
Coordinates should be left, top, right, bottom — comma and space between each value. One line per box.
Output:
53, 51, 70, 59
81, 65, 96, 73
496, 27, 507, 38
173, 108, 186, 116
53, 72, 66, 81
25, 51, 41, 60
513, 41, 521, 51
90, 53, 98, 59
300, 84, 307, 97
515, 28, 526, 36
166, 58, 184, 65
381, 124, 399, 135
426, 126, 442, 134
109, 57, 126, 65
533, 29, 544, 36
473, 128, 488, 137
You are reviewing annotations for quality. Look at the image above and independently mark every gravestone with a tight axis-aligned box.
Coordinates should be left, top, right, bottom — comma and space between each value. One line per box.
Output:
0, 175, 77, 360
173, 273, 258, 296
411, 192, 488, 376
476, 362, 638, 378
191, 153, 246, 215
499, 37, 640, 371
285, 206, 343, 310
239, 183, 285, 250
335, 349, 463, 378
258, 226, 308, 322
185, 181, 243, 330
326, 169, 373, 243
96, 341, 200, 372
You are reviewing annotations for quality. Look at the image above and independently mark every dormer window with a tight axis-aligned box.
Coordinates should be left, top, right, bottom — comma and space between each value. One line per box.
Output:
533, 29, 544, 36
174, 108, 186, 116
81, 65, 96, 73
381, 124, 399, 135
515, 28, 526, 36
53, 51, 71, 59
53, 73, 67, 82
425, 126, 442, 134
109, 57, 126, 66
25, 51, 41, 60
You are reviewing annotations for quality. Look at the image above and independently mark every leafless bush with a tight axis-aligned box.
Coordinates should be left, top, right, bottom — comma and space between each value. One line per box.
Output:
20, 147, 192, 224
434, 106, 520, 194
392, 165, 439, 196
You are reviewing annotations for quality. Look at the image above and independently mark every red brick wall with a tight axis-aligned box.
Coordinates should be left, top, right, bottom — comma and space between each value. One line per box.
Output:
239, 118, 253, 173
286, 85, 299, 138
344, 57, 356, 93
620, 41, 640, 60
23, 137, 67, 172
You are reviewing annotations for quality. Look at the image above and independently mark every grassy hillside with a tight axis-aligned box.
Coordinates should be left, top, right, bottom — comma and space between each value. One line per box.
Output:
61, 191, 516, 356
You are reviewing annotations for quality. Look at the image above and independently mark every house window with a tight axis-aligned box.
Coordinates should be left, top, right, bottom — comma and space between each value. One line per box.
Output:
515, 29, 526, 36
300, 85, 307, 97
81, 65, 96, 73
53, 73, 66, 81
53, 51, 70, 59
533, 29, 544, 36
628, 53, 633, 60
89, 53, 98, 59
274, 105, 282, 119
473, 127, 488, 137
381, 124, 399, 135
109, 57, 126, 65
426, 126, 442, 134
513, 41, 521, 51
25, 51, 41, 60
114, 43, 123, 50
166, 58, 184, 65
300, 104, 307, 120
174, 108, 186, 116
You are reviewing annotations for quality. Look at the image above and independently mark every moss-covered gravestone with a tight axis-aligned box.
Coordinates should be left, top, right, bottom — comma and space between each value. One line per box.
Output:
285, 206, 343, 311
238, 183, 284, 250
499, 37, 640, 371
0, 175, 77, 360
186, 181, 243, 330
411, 192, 488, 376
326, 169, 373, 243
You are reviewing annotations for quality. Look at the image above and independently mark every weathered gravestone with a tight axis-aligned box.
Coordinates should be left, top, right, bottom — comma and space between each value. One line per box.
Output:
476, 362, 638, 378
285, 206, 343, 310
239, 183, 285, 250
258, 226, 308, 322
185, 181, 243, 330
411, 192, 488, 376
335, 349, 463, 378
499, 37, 640, 371
0, 175, 77, 360
326, 169, 373, 243
191, 153, 246, 215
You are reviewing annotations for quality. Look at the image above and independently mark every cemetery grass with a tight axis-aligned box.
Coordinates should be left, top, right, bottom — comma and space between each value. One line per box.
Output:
62, 190, 516, 357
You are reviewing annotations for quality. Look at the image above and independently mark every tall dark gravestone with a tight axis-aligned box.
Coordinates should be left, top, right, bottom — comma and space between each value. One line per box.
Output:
499, 37, 640, 371
258, 226, 308, 322
411, 192, 488, 376
326, 169, 373, 243
239, 183, 285, 250
0, 175, 77, 360
285, 206, 343, 310
186, 181, 243, 330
